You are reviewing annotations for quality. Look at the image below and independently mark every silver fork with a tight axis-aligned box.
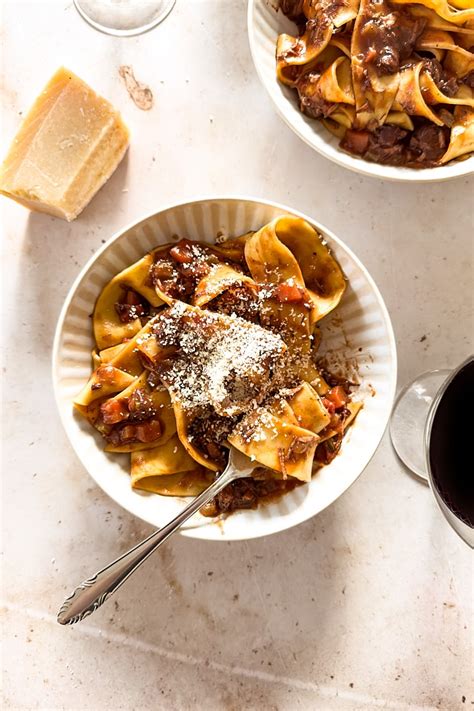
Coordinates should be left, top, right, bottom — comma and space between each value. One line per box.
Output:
57, 447, 255, 625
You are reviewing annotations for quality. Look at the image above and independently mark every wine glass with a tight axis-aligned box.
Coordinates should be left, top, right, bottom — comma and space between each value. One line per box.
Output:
74, 0, 176, 37
390, 356, 474, 548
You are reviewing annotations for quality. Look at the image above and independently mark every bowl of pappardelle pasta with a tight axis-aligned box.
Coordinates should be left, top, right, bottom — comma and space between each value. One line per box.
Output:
248, 0, 474, 181
53, 197, 396, 541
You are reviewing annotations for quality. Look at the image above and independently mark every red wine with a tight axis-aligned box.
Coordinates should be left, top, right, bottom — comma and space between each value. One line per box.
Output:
429, 358, 474, 527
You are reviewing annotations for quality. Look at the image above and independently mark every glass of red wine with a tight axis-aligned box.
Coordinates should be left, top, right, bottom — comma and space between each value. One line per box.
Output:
391, 356, 474, 548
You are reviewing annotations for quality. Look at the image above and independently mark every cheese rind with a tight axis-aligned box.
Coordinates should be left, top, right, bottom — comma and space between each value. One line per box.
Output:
0, 67, 130, 221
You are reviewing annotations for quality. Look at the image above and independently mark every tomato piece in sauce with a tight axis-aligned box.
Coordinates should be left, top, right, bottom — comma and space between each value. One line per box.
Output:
275, 282, 306, 303
100, 399, 129, 424
135, 418, 162, 443
325, 386, 349, 410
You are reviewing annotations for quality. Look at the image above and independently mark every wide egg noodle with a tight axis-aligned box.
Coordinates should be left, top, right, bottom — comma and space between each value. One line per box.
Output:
276, 0, 360, 82
276, 0, 474, 166
393, 62, 444, 125
286, 382, 332, 434
106, 317, 161, 376
213, 233, 253, 264
351, 0, 400, 129
130, 434, 200, 482
440, 105, 474, 162
390, 0, 474, 25
244, 218, 315, 378
330, 34, 352, 58
409, 5, 474, 32
261, 215, 346, 323
419, 70, 474, 107
317, 56, 356, 106
417, 28, 474, 59
192, 263, 257, 308
323, 107, 357, 137
228, 409, 319, 483
132, 470, 215, 497
244, 215, 345, 384
385, 111, 415, 130
444, 42, 474, 77
93, 252, 165, 350
74, 365, 135, 410
96, 342, 128, 364
267, 397, 300, 427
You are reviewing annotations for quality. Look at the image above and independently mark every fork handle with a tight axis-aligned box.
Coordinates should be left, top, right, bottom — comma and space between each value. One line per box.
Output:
57, 464, 237, 625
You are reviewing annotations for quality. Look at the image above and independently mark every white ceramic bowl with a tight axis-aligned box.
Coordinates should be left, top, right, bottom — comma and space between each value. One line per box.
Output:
53, 197, 397, 541
248, 0, 474, 182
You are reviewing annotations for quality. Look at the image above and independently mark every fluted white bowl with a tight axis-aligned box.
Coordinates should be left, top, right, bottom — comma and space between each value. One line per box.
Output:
53, 197, 397, 540
248, 0, 474, 182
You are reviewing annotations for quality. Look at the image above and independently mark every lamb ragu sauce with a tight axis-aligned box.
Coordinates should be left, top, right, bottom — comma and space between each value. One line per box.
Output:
103, 239, 355, 515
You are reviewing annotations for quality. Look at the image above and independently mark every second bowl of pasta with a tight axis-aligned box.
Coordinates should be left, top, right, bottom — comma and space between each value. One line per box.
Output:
248, 0, 474, 181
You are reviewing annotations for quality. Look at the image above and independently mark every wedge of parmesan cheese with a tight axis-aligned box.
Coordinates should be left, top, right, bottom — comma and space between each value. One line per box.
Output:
0, 67, 129, 221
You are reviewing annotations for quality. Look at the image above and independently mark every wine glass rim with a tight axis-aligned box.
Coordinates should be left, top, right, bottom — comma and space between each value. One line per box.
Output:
73, 0, 176, 38
390, 368, 451, 483
424, 355, 474, 547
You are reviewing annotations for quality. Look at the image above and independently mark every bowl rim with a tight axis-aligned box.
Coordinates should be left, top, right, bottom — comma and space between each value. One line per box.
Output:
52, 194, 398, 540
247, 0, 474, 184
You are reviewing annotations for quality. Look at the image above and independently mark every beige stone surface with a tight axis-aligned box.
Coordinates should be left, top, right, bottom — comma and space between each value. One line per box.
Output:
1, 1, 472, 710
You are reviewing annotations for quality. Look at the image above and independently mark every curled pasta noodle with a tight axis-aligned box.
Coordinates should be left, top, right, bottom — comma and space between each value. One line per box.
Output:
228, 409, 319, 483
192, 263, 257, 308
94, 253, 165, 350
390, 0, 474, 25
440, 105, 474, 162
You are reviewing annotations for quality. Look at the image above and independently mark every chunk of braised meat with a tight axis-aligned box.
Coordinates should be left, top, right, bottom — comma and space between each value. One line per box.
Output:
341, 119, 451, 167
297, 72, 336, 119
279, 0, 305, 23
150, 255, 193, 301
286, 435, 316, 463
150, 240, 221, 302
101, 386, 164, 446
106, 417, 162, 446
464, 71, 474, 89
127, 389, 157, 421
315, 434, 343, 465
187, 410, 238, 466
342, 126, 408, 165
359, 10, 425, 75
114, 289, 149, 323
201, 476, 300, 516
438, 75, 459, 98
208, 284, 260, 323
340, 129, 371, 156
364, 125, 408, 165
315, 402, 352, 465
421, 58, 459, 97
409, 124, 449, 163
438, 108, 455, 128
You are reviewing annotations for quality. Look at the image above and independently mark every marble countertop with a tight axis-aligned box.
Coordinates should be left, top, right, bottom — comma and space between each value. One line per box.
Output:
1, 1, 472, 709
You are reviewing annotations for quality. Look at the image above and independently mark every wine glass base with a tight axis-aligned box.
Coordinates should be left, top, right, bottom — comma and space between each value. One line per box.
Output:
74, 0, 176, 37
390, 370, 450, 482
